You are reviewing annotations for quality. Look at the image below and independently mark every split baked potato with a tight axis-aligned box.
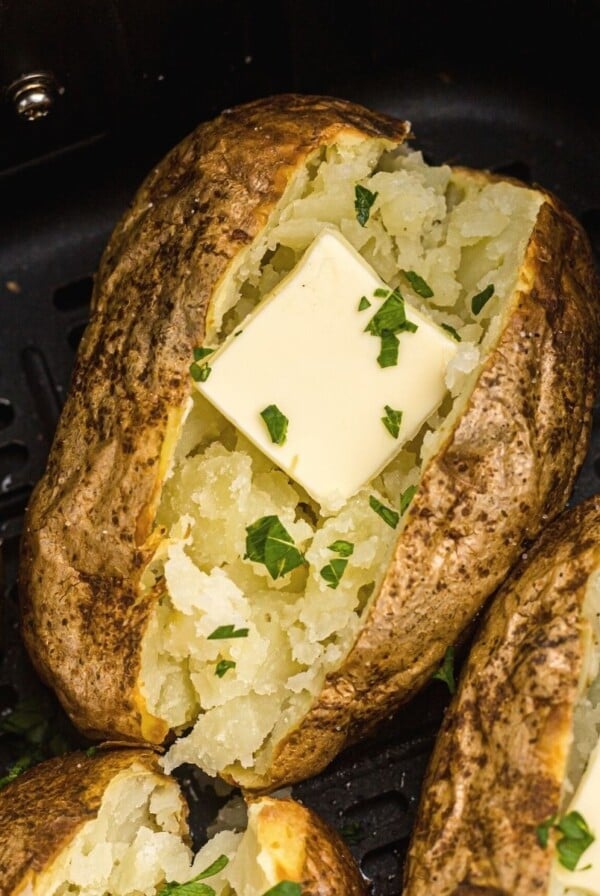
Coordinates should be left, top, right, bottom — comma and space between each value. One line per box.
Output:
403, 493, 600, 896
19, 92, 600, 791
0, 747, 365, 896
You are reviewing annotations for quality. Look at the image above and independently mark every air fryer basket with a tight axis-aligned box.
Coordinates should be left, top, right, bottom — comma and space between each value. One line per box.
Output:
1, 3, 599, 892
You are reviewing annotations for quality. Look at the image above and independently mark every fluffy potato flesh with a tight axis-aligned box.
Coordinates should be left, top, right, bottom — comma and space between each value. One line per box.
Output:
29, 765, 298, 896
549, 568, 600, 895
139, 140, 542, 779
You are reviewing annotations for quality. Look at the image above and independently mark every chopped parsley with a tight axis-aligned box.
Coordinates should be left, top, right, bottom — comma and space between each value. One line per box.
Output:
260, 404, 288, 446
193, 346, 215, 362
157, 855, 229, 896
190, 362, 211, 382
262, 885, 302, 896
320, 558, 349, 589
207, 624, 249, 640
358, 296, 371, 311
339, 820, 365, 845
215, 659, 236, 678
471, 284, 495, 315
537, 811, 595, 871
400, 484, 417, 515
432, 646, 456, 694
0, 755, 34, 790
365, 289, 418, 368
401, 269, 434, 299
354, 185, 378, 226
441, 322, 462, 342
374, 287, 389, 298
245, 515, 305, 580
85, 745, 98, 758
328, 540, 354, 557
369, 495, 399, 529
382, 405, 403, 439
0, 694, 77, 788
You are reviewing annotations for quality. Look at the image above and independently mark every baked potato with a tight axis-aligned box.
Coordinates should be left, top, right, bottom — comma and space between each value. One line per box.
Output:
0, 746, 365, 895
19, 92, 600, 791
402, 492, 600, 896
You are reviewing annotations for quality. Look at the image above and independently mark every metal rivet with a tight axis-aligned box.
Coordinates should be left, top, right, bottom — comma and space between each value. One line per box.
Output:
7, 72, 59, 121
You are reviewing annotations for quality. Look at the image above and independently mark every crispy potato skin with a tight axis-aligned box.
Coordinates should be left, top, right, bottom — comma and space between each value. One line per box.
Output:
253, 796, 368, 895
402, 494, 600, 896
0, 748, 170, 896
19, 94, 410, 742
19, 93, 600, 788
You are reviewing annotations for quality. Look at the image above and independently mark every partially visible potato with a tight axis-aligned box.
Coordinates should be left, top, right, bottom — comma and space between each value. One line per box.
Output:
0, 747, 366, 896
402, 494, 600, 896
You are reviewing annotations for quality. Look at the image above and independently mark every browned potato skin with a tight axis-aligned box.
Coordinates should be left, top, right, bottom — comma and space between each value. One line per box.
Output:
19, 93, 600, 789
402, 494, 600, 896
0, 748, 172, 896
252, 796, 368, 896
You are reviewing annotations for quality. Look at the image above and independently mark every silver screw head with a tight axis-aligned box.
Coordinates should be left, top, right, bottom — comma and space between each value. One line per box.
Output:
8, 72, 58, 121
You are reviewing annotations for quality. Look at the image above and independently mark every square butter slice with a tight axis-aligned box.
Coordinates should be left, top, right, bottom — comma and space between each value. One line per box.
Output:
196, 227, 458, 511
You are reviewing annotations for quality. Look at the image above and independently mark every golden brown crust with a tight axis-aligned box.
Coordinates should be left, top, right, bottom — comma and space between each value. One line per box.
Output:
19, 94, 410, 741
0, 748, 166, 896
253, 796, 368, 896
402, 494, 600, 896
18, 92, 600, 790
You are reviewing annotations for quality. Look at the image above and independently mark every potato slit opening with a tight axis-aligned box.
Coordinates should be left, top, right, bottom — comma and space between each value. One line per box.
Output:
139, 139, 542, 781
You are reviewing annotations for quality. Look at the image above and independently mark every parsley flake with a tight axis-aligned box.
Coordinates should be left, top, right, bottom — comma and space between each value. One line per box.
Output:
402, 269, 434, 299
0, 755, 34, 790
260, 404, 288, 446
537, 812, 595, 871
441, 323, 462, 342
157, 855, 229, 896
471, 284, 495, 315
382, 405, 403, 439
374, 287, 389, 298
193, 346, 215, 362
320, 558, 348, 589
190, 362, 211, 382
536, 815, 557, 849
207, 625, 249, 640
358, 296, 371, 311
365, 289, 418, 368
215, 659, 236, 678
377, 331, 399, 368
262, 884, 302, 896
328, 540, 354, 557
369, 495, 399, 529
339, 820, 365, 845
400, 484, 417, 515
354, 185, 378, 226
245, 515, 305, 579
432, 646, 456, 694
85, 746, 98, 758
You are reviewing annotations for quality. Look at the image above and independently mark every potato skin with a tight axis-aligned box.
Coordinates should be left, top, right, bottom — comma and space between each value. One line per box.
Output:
19, 93, 600, 789
0, 748, 173, 896
402, 494, 600, 896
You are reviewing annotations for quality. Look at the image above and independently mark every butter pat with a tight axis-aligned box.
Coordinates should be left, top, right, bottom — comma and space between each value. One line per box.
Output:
553, 739, 600, 892
197, 228, 458, 511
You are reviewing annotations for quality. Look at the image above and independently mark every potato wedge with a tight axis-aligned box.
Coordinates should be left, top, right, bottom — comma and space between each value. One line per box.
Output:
20, 93, 600, 790
0, 747, 365, 896
403, 493, 600, 896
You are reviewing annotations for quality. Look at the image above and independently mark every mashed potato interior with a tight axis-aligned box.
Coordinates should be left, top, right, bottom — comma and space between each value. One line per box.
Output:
31, 765, 282, 896
139, 140, 542, 780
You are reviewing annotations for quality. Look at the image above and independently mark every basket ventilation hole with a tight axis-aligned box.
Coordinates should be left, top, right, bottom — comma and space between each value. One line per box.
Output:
0, 443, 28, 487
491, 160, 532, 183
0, 400, 14, 429
581, 209, 600, 256
53, 276, 94, 312
68, 322, 88, 350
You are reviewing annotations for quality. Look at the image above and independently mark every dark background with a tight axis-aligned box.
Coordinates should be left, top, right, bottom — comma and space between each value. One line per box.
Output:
0, 2, 599, 892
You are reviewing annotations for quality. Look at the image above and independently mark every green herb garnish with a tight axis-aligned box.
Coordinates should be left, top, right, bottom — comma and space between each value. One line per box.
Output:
158, 855, 229, 896
441, 322, 462, 342
537, 811, 595, 871
260, 404, 288, 446
471, 283, 495, 315
365, 289, 418, 368
245, 515, 305, 580
374, 287, 389, 298
536, 815, 556, 848
354, 185, 378, 226
328, 540, 354, 557
382, 405, 403, 439
358, 296, 371, 311
432, 646, 456, 694
85, 745, 98, 758
320, 558, 349, 589
262, 884, 302, 896
215, 659, 236, 678
400, 484, 417, 515
193, 346, 215, 362
369, 495, 399, 529
339, 820, 365, 845
0, 755, 34, 790
190, 362, 212, 382
207, 625, 249, 640
402, 269, 434, 298
377, 331, 399, 368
